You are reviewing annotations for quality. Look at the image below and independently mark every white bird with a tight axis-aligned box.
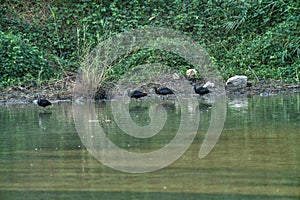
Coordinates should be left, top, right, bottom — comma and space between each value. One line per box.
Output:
226, 75, 247, 89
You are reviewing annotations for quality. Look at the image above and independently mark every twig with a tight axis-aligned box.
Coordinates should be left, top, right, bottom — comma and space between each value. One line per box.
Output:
248, 66, 259, 83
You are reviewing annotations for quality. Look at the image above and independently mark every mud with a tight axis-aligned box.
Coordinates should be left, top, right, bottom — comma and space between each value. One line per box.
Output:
0, 80, 299, 105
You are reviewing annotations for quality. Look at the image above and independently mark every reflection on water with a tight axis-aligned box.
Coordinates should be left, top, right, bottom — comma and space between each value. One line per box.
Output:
0, 95, 299, 199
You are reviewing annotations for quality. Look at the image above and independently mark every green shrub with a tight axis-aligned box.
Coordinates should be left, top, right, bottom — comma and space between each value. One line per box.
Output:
217, 2, 300, 82
0, 0, 299, 87
0, 31, 54, 87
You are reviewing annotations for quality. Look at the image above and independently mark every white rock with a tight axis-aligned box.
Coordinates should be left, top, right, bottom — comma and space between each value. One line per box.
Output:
172, 73, 180, 80
203, 81, 215, 88
226, 75, 247, 89
186, 69, 197, 77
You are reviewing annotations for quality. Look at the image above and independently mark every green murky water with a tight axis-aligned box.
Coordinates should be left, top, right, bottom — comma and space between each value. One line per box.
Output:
0, 94, 299, 199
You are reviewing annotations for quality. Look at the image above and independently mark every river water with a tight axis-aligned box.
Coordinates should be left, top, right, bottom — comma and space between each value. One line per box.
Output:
0, 94, 299, 199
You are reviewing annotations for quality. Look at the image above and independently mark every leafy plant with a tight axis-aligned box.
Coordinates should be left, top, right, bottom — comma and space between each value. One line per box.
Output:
0, 0, 299, 88
0, 31, 54, 87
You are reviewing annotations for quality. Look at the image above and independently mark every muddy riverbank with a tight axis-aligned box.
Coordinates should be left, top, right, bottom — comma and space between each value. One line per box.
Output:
0, 80, 300, 105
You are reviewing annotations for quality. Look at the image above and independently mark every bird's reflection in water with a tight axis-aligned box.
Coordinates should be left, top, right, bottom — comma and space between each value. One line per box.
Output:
38, 112, 52, 129
129, 105, 149, 112
129, 101, 176, 112
160, 101, 176, 111
197, 103, 212, 112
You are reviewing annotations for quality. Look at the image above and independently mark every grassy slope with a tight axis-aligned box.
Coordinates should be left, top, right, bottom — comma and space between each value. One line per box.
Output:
0, 0, 299, 88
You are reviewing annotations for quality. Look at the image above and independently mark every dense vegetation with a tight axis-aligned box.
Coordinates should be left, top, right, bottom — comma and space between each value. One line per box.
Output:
0, 0, 299, 88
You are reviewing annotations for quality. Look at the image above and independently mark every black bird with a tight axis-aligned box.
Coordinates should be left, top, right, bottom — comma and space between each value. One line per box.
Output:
127, 89, 147, 99
37, 94, 52, 108
193, 85, 209, 96
153, 87, 174, 100
153, 87, 174, 96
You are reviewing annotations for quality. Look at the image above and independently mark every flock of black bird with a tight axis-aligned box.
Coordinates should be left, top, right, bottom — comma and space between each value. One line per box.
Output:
127, 85, 209, 100
37, 85, 210, 108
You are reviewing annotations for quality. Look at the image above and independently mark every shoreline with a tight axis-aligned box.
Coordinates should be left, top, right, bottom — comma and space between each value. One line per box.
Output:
1, 80, 300, 106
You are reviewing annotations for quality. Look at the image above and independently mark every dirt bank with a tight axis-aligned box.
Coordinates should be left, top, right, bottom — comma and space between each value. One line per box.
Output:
0, 80, 299, 105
